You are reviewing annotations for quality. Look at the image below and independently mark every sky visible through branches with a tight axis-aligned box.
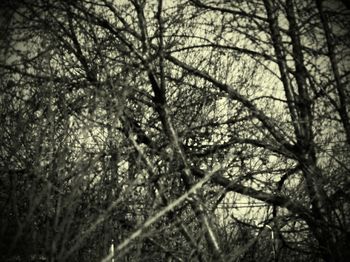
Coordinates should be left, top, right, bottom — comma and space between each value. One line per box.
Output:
0, 0, 349, 261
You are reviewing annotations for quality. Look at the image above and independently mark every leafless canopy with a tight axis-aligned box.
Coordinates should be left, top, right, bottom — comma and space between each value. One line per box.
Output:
0, 0, 349, 261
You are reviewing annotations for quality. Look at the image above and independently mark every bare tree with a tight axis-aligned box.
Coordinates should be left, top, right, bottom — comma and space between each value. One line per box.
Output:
0, 0, 349, 261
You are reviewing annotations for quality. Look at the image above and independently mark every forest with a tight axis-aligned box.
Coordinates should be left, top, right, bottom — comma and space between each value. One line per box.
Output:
0, 0, 349, 261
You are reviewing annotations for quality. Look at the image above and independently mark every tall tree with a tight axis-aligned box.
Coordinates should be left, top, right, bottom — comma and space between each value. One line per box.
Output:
0, 0, 349, 261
